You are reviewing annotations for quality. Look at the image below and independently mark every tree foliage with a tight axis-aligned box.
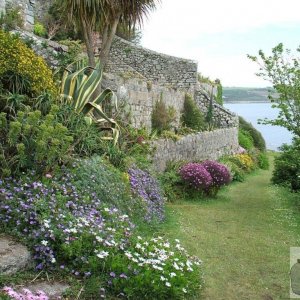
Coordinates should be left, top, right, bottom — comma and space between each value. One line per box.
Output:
248, 44, 300, 137
59, 0, 160, 68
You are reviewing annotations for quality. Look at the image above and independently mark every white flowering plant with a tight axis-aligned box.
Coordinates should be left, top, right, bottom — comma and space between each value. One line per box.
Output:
102, 235, 202, 299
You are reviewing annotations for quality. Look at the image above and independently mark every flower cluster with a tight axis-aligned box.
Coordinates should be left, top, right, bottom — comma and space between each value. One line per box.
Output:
128, 168, 165, 222
179, 163, 212, 190
1, 287, 49, 300
0, 174, 134, 272
104, 235, 202, 299
179, 161, 231, 195
0, 30, 57, 96
201, 160, 231, 187
234, 153, 254, 171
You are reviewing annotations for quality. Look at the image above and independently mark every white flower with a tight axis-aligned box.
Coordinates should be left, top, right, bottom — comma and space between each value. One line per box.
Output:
96, 236, 103, 243
163, 242, 170, 248
182, 288, 187, 293
104, 208, 110, 212
125, 252, 133, 259
165, 282, 171, 287
137, 236, 142, 240
51, 257, 56, 263
175, 239, 180, 243
96, 251, 109, 259
136, 243, 142, 249
173, 262, 180, 270
41, 240, 48, 246
160, 276, 166, 281
170, 272, 176, 277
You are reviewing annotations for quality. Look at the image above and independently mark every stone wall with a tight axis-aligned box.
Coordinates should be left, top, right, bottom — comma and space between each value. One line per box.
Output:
105, 37, 198, 90
0, 0, 5, 13
3, 0, 34, 30
151, 127, 239, 172
103, 73, 187, 130
195, 87, 238, 128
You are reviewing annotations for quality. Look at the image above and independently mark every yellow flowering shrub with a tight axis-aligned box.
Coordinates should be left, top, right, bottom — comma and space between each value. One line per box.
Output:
234, 153, 254, 171
0, 30, 57, 96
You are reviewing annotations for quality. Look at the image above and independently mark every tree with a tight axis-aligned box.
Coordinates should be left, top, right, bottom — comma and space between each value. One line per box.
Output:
248, 43, 300, 137
60, 0, 160, 68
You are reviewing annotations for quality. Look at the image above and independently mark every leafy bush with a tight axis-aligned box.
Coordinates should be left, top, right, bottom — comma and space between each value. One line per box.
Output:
0, 30, 57, 97
33, 22, 47, 37
179, 163, 213, 191
218, 157, 246, 182
151, 99, 176, 133
56, 103, 106, 157
181, 94, 205, 131
249, 149, 269, 170
70, 156, 143, 218
239, 116, 266, 151
0, 174, 202, 299
0, 105, 73, 177
0, 6, 23, 30
159, 167, 182, 201
272, 140, 300, 191
128, 168, 165, 222
238, 128, 254, 150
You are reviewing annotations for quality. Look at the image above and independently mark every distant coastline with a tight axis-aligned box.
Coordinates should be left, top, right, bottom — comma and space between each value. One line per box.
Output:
223, 87, 271, 103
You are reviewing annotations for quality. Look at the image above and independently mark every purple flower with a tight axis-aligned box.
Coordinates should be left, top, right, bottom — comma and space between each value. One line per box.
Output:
179, 163, 213, 190
110, 272, 116, 278
128, 168, 165, 222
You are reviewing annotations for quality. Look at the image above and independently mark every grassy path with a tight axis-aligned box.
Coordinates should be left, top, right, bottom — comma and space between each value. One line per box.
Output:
163, 157, 300, 299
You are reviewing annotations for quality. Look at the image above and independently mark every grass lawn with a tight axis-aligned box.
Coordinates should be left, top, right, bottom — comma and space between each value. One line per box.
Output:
161, 155, 300, 299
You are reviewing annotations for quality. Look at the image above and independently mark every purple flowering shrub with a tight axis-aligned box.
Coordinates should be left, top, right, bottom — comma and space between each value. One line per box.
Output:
128, 168, 165, 222
1, 287, 49, 300
0, 174, 134, 272
179, 163, 213, 190
179, 161, 232, 196
201, 160, 232, 188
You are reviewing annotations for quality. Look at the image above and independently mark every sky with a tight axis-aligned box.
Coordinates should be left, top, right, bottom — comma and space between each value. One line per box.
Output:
141, 0, 300, 87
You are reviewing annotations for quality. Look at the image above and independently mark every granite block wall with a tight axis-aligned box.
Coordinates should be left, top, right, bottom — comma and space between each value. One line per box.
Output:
151, 127, 239, 172
105, 37, 198, 90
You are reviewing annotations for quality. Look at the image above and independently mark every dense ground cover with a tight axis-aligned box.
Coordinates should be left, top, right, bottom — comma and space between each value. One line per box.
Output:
162, 154, 300, 299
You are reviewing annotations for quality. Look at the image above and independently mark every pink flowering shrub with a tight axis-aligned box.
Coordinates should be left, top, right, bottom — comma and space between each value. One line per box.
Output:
2, 287, 49, 300
201, 160, 232, 188
179, 161, 231, 196
179, 163, 213, 190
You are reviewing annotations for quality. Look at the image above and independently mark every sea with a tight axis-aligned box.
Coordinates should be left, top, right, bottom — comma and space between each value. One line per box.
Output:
224, 102, 293, 151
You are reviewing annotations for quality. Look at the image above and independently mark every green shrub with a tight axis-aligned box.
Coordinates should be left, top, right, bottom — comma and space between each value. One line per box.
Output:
151, 99, 176, 133
158, 161, 187, 202
272, 140, 300, 191
238, 128, 254, 150
181, 93, 205, 131
239, 116, 266, 151
0, 30, 57, 97
33, 21, 47, 37
0, 105, 73, 177
56, 103, 106, 157
218, 156, 246, 182
0, 6, 23, 30
257, 152, 269, 170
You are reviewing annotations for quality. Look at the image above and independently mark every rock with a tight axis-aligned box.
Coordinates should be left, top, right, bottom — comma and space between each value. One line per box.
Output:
23, 282, 69, 300
0, 236, 32, 275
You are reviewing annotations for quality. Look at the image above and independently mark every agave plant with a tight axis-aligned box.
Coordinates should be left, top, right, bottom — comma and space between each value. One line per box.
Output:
60, 60, 119, 144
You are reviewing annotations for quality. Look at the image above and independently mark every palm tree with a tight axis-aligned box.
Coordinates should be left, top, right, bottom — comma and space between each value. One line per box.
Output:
60, 0, 160, 68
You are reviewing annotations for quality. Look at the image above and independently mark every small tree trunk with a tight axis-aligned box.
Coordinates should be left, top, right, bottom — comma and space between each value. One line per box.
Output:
99, 14, 120, 70
80, 16, 95, 68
